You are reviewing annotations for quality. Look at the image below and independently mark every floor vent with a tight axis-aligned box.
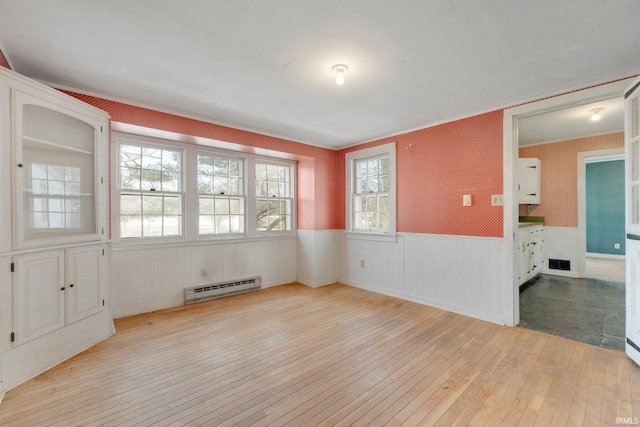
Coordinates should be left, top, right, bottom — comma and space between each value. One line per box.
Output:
184, 276, 261, 304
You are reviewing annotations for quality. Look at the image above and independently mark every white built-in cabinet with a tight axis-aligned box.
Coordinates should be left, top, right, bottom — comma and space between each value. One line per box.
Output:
0, 67, 113, 400
518, 158, 541, 204
518, 224, 544, 285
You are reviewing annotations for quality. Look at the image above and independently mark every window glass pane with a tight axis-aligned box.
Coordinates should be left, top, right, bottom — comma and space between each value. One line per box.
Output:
164, 196, 180, 215
163, 216, 181, 236
214, 176, 229, 194
162, 150, 180, 172
198, 155, 214, 175
121, 167, 141, 190
198, 177, 213, 194
162, 172, 179, 192
32, 163, 47, 179
215, 198, 230, 214
141, 169, 162, 190
230, 215, 241, 233
120, 145, 142, 167
199, 197, 214, 214
214, 157, 229, 175
199, 215, 215, 234
121, 194, 142, 215
120, 215, 142, 238
48, 181, 64, 196
142, 148, 162, 170
230, 198, 241, 214
229, 178, 240, 195
380, 157, 390, 175
379, 175, 390, 192
143, 194, 163, 214
229, 159, 240, 177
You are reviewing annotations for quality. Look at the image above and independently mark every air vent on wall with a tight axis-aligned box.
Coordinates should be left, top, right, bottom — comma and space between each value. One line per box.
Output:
184, 276, 261, 304
548, 259, 570, 271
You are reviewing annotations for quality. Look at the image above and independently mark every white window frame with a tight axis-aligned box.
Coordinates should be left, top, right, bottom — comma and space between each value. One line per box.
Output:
255, 159, 296, 235
112, 132, 296, 244
196, 151, 246, 237
345, 142, 396, 241
115, 135, 185, 242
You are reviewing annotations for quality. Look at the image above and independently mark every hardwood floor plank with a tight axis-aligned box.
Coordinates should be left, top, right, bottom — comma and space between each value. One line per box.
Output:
0, 283, 638, 427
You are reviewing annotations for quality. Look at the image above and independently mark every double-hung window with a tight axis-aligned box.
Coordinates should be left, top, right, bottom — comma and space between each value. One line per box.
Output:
118, 142, 183, 238
197, 154, 244, 235
346, 142, 396, 236
115, 133, 296, 241
255, 161, 293, 232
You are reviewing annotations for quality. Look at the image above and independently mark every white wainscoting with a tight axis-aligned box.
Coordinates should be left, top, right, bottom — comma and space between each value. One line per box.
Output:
542, 226, 580, 277
111, 237, 297, 318
296, 230, 339, 287
338, 232, 506, 325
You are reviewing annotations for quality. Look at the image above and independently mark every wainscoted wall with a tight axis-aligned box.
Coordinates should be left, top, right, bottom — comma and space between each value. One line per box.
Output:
296, 230, 338, 288
111, 238, 297, 318
338, 233, 506, 325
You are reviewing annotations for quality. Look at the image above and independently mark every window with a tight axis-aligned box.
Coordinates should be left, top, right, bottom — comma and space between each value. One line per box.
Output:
255, 162, 293, 232
114, 133, 296, 242
346, 142, 396, 236
119, 142, 183, 238
197, 154, 244, 235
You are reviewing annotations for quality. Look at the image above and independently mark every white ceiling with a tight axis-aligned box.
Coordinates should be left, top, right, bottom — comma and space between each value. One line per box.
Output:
518, 97, 624, 146
0, 1, 639, 149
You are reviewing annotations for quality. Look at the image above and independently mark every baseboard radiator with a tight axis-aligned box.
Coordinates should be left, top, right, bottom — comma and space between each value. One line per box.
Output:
184, 276, 262, 304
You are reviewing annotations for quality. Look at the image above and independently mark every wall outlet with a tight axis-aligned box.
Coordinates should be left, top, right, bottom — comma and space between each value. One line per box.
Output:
491, 194, 504, 206
200, 268, 207, 277
360, 259, 365, 268
614, 243, 621, 249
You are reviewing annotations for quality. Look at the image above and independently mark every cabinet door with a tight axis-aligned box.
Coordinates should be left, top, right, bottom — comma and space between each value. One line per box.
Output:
530, 238, 543, 276
518, 240, 531, 284
66, 246, 104, 325
13, 250, 65, 346
518, 158, 541, 204
12, 88, 107, 250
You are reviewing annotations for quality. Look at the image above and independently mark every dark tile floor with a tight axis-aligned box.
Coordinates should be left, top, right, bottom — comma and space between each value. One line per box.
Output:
519, 274, 625, 351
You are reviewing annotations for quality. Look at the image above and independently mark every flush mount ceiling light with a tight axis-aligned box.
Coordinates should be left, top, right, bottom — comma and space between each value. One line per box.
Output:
589, 108, 605, 121
332, 64, 348, 86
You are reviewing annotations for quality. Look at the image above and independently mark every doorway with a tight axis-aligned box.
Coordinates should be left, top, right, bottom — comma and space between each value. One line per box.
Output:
502, 78, 633, 331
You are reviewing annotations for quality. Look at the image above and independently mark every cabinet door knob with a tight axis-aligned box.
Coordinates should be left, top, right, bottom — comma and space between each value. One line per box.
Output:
60, 287, 65, 291
69, 284, 74, 288
17, 163, 23, 168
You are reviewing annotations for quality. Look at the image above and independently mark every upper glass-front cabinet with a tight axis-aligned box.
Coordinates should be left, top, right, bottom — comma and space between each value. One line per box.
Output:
12, 88, 108, 249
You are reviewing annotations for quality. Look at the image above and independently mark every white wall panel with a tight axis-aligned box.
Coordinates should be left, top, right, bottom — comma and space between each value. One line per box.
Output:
338, 232, 506, 325
297, 230, 338, 287
111, 238, 297, 318
542, 226, 580, 277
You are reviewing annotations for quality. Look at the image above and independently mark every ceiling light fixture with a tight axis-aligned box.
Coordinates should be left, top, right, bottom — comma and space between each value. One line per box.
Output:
332, 64, 348, 86
589, 108, 604, 121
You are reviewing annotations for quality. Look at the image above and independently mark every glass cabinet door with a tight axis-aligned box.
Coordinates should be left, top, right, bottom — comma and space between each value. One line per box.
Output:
14, 89, 104, 249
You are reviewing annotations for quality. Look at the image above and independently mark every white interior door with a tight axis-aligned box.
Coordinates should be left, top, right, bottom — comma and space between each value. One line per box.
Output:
625, 77, 640, 366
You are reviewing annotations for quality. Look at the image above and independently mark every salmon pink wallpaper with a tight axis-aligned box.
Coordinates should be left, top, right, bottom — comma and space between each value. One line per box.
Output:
61, 92, 338, 231
519, 132, 624, 227
0, 50, 9, 69
337, 110, 504, 237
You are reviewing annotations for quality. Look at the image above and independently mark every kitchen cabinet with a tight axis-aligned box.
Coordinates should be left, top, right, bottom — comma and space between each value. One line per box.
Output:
518, 224, 544, 285
0, 66, 113, 399
518, 158, 541, 204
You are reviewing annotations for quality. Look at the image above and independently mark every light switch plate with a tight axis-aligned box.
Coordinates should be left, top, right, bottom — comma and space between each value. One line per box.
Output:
491, 194, 504, 206
463, 194, 472, 206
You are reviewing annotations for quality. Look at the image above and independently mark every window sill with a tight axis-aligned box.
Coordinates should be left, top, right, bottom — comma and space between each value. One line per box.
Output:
344, 231, 397, 243
113, 233, 297, 252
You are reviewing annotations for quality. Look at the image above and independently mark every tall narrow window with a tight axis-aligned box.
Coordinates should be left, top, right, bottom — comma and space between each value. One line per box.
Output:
346, 142, 396, 235
255, 162, 293, 232
197, 154, 244, 235
119, 143, 183, 238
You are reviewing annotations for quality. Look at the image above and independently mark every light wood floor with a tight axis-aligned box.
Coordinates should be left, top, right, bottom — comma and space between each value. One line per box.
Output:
1, 283, 639, 426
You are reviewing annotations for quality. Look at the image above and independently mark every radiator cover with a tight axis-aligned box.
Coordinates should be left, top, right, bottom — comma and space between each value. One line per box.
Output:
184, 276, 262, 304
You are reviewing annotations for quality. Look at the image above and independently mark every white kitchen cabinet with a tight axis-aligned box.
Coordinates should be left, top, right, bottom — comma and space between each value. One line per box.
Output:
518, 158, 541, 204
518, 224, 544, 285
0, 66, 113, 399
